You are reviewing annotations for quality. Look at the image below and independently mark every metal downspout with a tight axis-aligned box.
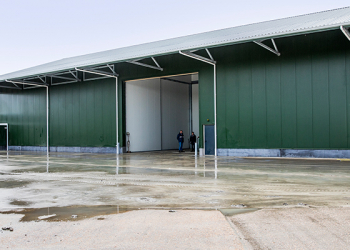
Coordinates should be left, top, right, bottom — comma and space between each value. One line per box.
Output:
189, 82, 192, 141
6, 124, 8, 153
116, 77, 119, 155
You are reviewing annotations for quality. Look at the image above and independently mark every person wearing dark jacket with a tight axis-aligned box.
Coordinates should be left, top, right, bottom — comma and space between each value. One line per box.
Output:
190, 132, 196, 152
177, 130, 184, 152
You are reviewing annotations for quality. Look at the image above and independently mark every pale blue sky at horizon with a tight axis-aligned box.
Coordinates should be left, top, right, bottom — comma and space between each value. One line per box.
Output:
0, 0, 349, 75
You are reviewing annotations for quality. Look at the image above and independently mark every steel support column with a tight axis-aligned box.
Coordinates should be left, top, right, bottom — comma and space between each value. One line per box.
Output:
46, 86, 49, 155
179, 50, 217, 157
189, 82, 193, 136
116, 77, 119, 154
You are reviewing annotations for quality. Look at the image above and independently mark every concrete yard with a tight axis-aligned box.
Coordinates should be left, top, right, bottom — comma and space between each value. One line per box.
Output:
1, 151, 350, 249
0, 210, 245, 250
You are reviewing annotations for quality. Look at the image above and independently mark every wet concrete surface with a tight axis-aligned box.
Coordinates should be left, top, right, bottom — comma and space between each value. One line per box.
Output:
1, 150, 350, 217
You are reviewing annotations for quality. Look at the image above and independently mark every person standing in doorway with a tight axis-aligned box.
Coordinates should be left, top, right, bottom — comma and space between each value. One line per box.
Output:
177, 130, 184, 152
190, 132, 196, 152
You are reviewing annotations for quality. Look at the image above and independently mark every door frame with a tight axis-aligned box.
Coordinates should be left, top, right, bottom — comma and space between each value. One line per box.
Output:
125, 73, 199, 152
0, 123, 8, 152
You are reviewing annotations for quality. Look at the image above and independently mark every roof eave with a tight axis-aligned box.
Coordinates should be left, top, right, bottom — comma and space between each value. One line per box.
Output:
1, 23, 349, 83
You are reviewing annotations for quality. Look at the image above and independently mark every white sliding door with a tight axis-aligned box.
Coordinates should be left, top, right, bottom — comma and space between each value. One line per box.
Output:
126, 79, 161, 152
161, 79, 189, 150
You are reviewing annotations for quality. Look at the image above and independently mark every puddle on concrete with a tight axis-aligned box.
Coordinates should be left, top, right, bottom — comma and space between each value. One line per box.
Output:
9, 164, 217, 177
3, 205, 135, 222
0, 180, 31, 188
2, 151, 350, 213
10, 200, 32, 206
2, 205, 221, 222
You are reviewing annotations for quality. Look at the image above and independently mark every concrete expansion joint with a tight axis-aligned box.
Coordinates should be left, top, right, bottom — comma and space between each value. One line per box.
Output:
224, 216, 254, 250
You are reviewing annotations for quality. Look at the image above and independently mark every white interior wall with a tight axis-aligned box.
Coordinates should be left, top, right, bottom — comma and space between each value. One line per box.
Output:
126, 74, 198, 152
161, 79, 189, 150
192, 84, 199, 138
126, 79, 161, 152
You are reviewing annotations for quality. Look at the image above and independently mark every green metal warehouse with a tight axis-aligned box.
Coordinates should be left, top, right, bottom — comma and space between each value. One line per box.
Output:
1, 7, 350, 158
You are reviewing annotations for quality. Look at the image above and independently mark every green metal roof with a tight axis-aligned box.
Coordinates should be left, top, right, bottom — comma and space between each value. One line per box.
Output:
1, 7, 350, 81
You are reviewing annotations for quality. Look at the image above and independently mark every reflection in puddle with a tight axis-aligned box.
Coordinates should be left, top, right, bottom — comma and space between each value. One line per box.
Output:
10, 200, 32, 206
1, 205, 260, 222
0, 180, 32, 189
204, 159, 206, 177
116, 154, 119, 175
46, 155, 49, 173
2, 150, 350, 212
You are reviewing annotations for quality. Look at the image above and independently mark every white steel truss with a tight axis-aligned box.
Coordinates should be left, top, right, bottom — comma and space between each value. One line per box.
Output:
0, 64, 119, 89
340, 26, 350, 41
179, 50, 216, 65
76, 64, 118, 81
5, 79, 48, 87
46, 73, 80, 84
254, 38, 281, 56
128, 57, 163, 71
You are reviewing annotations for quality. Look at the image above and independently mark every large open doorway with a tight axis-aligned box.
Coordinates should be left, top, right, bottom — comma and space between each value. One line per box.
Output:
125, 73, 199, 152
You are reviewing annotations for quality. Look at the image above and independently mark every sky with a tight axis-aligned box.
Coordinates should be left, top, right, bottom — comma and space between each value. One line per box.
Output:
0, 0, 349, 75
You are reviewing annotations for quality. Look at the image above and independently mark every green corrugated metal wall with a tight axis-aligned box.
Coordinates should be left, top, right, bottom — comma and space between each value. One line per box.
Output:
49, 79, 116, 147
215, 30, 350, 149
1, 30, 350, 150
0, 54, 204, 148
0, 88, 46, 146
